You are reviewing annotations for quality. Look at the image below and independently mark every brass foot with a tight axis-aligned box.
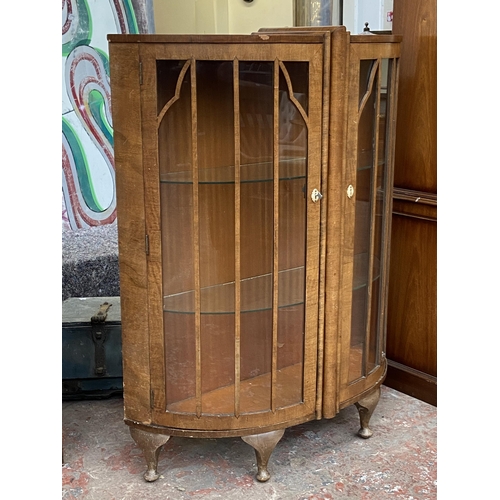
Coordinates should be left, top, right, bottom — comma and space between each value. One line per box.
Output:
242, 429, 285, 482
354, 386, 381, 439
129, 427, 170, 482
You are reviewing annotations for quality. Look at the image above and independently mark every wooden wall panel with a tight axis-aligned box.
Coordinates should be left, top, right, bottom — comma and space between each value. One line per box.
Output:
384, 0, 437, 405
392, 0, 437, 192
386, 204, 437, 405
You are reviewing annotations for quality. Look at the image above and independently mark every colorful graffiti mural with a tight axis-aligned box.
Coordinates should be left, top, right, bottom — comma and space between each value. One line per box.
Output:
62, 0, 154, 229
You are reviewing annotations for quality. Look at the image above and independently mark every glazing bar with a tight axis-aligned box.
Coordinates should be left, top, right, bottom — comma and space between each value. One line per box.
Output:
233, 58, 241, 418
271, 59, 280, 413
191, 59, 202, 418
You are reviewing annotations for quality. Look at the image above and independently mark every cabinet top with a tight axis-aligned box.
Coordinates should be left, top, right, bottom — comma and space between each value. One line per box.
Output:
258, 26, 402, 44
107, 30, 401, 45
107, 33, 328, 45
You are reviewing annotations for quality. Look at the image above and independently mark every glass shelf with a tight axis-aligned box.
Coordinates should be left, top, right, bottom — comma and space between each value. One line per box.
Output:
353, 253, 381, 291
164, 267, 304, 314
357, 148, 386, 172
160, 157, 306, 184
166, 362, 303, 415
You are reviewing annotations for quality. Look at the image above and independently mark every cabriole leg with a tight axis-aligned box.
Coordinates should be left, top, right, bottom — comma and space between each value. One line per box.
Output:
129, 427, 170, 482
355, 386, 381, 439
242, 429, 285, 482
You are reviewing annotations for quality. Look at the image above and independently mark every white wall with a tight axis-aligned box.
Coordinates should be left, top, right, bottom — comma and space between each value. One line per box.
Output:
153, 1, 393, 36
343, 0, 393, 34
227, 0, 293, 33
62, 0, 153, 229
154, 0, 293, 34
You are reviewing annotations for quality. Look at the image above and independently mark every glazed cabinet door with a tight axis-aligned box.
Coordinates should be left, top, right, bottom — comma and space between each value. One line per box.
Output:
140, 38, 325, 431
339, 40, 401, 404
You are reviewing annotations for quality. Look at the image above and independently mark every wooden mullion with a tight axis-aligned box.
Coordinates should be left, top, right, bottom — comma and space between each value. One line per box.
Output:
233, 58, 241, 418
271, 58, 280, 413
314, 32, 330, 420
332, 32, 356, 412
339, 43, 359, 393
327, 29, 349, 417
190, 59, 202, 418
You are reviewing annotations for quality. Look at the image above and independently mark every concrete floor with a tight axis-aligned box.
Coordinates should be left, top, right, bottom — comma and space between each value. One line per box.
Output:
62, 385, 436, 499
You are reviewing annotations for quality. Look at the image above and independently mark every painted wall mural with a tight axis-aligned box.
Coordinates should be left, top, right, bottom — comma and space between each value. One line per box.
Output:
62, 0, 154, 230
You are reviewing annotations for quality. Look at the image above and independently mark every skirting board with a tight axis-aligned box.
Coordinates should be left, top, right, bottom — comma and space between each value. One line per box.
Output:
383, 359, 436, 406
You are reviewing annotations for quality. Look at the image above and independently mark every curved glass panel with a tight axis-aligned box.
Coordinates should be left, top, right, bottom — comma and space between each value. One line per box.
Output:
349, 58, 393, 383
158, 58, 310, 415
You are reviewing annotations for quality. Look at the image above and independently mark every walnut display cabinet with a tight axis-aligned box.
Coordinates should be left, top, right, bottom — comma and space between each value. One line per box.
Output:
108, 26, 401, 483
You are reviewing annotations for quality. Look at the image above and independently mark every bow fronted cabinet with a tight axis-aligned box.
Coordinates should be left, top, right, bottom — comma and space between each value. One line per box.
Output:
108, 26, 401, 483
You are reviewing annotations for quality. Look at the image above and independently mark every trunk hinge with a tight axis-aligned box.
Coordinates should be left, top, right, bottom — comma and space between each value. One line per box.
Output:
91, 302, 112, 376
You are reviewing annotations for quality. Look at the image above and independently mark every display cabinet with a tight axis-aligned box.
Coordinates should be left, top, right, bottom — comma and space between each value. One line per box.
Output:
108, 26, 401, 482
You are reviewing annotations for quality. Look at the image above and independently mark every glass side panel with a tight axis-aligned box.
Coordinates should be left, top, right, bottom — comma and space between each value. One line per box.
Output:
349, 58, 394, 383
276, 61, 308, 409
157, 60, 197, 411
348, 59, 378, 383
368, 58, 394, 371
367, 59, 391, 372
